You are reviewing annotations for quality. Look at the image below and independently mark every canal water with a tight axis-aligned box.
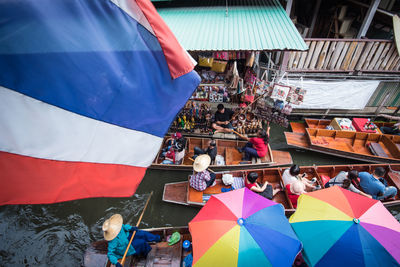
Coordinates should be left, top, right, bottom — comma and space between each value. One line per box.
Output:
0, 125, 399, 266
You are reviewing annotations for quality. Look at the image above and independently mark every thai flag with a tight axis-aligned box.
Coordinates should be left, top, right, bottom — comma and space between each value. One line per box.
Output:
0, 0, 200, 205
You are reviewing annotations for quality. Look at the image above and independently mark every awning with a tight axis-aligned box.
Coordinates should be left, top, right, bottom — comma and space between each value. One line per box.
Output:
156, 0, 308, 51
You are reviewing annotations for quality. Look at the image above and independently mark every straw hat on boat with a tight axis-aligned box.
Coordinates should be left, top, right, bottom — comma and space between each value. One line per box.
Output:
193, 154, 211, 172
102, 214, 123, 241
290, 181, 306, 195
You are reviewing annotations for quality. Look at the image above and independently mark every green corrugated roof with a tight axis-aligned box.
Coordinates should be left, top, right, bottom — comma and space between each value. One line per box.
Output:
156, 0, 308, 51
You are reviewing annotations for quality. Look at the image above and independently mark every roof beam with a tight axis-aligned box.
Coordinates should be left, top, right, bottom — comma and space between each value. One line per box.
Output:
357, 0, 381, 38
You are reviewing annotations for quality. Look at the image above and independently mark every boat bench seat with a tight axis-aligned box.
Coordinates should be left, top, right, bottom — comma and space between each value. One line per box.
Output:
368, 143, 389, 158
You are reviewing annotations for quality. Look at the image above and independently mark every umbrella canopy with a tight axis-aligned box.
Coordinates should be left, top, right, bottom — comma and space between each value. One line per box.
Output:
189, 188, 302, 267
290, 186, 400, 267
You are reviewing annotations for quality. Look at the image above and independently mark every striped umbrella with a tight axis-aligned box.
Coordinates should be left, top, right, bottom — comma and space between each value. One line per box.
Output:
290, 186, 400, 267
189, 188, 302, 266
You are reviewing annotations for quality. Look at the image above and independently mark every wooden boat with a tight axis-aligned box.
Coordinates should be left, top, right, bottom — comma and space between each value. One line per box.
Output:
290, 118, 396, 135
150, 136, 293, 171
163, 164, 400, 213
84, 226, 190, 267
286, 127, 400, 163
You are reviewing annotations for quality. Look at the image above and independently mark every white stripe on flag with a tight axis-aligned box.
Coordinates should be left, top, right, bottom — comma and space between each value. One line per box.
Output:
110, 0, 156, 36
0, 86, 162, 167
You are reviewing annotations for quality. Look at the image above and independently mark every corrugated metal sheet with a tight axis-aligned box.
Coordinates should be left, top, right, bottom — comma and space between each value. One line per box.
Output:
367, 82, 400, 107
156, 0, 308, 51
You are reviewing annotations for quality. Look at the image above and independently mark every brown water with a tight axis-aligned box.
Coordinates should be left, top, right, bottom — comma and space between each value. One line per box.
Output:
0, 125, 399, 265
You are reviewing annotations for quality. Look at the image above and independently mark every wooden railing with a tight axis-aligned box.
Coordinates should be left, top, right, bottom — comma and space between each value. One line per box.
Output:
282, 39, 400, 73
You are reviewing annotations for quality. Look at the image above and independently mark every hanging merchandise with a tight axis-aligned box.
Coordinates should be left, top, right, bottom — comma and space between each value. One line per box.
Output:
270, 84, 291, 101
211, 60, 228, 73
281, 103, 293, 115
286, 86, 307, 105
274, 100, 284, 111
198, 55, 214, 67
228, 61, 239, 89
213, 51, 229, 60
237, 78, 245, 94
244, 69, 257, 85
245, 51, 255, 67
254, 70, 270, 96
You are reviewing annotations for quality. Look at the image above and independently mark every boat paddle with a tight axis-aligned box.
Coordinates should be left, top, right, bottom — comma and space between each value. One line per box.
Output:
120, 191, 153, 266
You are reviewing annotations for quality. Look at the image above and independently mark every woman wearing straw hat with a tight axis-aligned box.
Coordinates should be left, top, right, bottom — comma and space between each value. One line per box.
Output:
102, 214, 161, 266
189, 154, 216, 191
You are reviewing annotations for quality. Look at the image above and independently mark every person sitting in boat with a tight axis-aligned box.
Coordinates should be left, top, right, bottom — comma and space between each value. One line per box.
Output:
286, 180, 306, 208
102, 214, 161, 267
235, 128, 270, 161
162, 132, 186, 155
325, 170, 372, 198
282, 165, 319, 191
193, 139, 217, 163
245, 172, 280, 200
189, 155, 216, 191
359, 167, 397, 200
162, 141, 185, 165
212, 104, 234, 133
378, 114, 400, 135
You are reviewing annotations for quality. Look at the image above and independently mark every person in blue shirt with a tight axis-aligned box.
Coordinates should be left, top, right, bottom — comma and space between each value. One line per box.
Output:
102, 214, 161, 267
358, 167, 397, 200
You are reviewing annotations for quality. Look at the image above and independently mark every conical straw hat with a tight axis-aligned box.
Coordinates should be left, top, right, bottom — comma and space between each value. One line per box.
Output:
193, 154, 211, 172
102, 214, 123, 241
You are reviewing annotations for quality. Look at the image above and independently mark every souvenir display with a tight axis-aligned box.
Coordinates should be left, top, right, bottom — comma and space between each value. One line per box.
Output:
231, 108, 262, 135
270, 84, 291, 101
170, 102, 212, 133
286, 86, 307, 105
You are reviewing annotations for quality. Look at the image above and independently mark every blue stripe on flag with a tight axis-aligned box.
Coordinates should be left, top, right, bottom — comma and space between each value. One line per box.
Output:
0, 0, 200, 137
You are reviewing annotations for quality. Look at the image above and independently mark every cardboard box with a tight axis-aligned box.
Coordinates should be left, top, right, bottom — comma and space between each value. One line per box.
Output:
329, 118, 356, 131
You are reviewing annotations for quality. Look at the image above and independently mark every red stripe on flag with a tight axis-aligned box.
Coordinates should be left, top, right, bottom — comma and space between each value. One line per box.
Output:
136, 0, 195, 79
0, 152, 146, 205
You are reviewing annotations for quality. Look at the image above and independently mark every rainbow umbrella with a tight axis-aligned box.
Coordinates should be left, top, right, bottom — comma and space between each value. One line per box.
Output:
290, 186, 400, 267
189, 188, 302, 266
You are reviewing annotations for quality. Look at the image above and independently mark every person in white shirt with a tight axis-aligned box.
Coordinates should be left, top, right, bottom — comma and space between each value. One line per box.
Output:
282, 165, 319, 191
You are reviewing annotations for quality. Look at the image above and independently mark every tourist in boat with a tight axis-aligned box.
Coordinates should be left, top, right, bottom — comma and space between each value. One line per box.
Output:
359, 167, 398, 200
235, 127, 270, 161
189, 154, 216, 191
193, 139, 217, 163
325, 170, 372, 198
282, 164, 319, 191
162, 132, 186, 154
286, 180, 306, 208
102, 214, 161, 267
245, 172, 280, 200
162, 141, 185, 165
378, 113, 400, 135
212, 104, 234, 133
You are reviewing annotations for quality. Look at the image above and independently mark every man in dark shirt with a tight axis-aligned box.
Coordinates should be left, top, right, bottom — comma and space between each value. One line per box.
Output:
212, 104, 234, 133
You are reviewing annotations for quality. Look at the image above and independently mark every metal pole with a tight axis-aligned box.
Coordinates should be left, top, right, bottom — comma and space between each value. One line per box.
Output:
286, 0, 293, 16
357, 0, 381, 38
308, 0, 322, 38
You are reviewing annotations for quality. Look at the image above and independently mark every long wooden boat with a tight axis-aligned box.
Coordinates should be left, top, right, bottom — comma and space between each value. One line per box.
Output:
286, 127, 400, 163
291, 118, 396, 135
163, 164, 400, 213
84, 226, 190, 267
150, 136, 293, 171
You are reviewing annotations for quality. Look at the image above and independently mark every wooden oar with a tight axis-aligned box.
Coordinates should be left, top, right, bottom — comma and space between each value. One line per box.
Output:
120, 191, 153, 266
188, 157, 215, 173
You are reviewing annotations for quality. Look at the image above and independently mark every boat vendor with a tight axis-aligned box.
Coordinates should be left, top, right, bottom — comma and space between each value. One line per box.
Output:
189, 154, 216, 191
162, 142, 185, 165
325, 170, 372, 198
245, 172, 280, 200
359, 167, 398, 200
212, 104, 234, 133
193, 139, 217, 163
102, 214, 161, 267
378, 113, 400, 135
282, 165, 319, 191
235, 127, 270, 161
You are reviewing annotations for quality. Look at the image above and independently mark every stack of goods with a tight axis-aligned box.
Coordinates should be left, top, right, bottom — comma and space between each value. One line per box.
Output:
231, 109, 262, 135
329, 118, 355, 131
191, 85, 230, 103
352, 118, 378, 133
170, 102, 212, 133
254, 83, 306, 128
